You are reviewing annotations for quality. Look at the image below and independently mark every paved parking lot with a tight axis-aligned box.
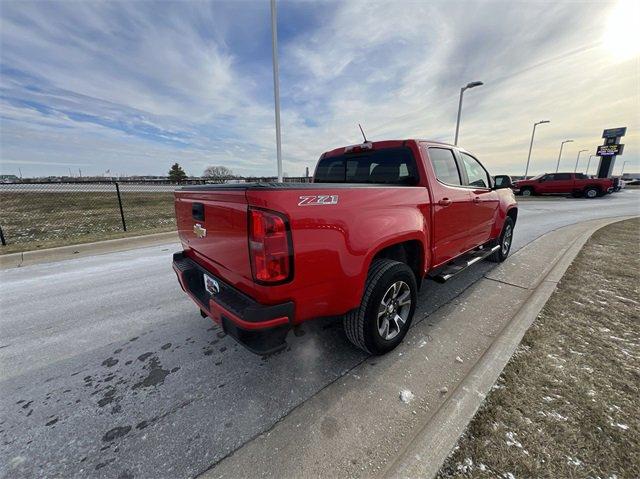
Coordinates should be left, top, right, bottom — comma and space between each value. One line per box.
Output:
1, 190, 638, 478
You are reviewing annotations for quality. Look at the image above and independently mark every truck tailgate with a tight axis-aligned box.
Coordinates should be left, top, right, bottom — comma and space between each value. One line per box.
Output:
174, 189, 251, 281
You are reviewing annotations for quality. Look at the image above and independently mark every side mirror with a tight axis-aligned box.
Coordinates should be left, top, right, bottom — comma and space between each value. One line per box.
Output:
493, 175, 512, 190
538, 178, 545, 183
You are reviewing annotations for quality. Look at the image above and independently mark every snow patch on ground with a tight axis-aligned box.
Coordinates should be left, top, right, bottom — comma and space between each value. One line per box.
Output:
566, 456, 583, 466
611, 422, 629, 431
505, 431, 522, 448
399, 389, 415, 404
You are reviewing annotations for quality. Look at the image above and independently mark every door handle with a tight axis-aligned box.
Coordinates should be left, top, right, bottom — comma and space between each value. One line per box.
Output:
438, 198, 452, 206
473, 196, 481, 203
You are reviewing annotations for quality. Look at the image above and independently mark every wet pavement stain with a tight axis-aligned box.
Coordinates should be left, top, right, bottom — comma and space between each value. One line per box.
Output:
135, 420, 149, 430
132, 356, 171, 390
97, 388, 117, 407
102, 357, 119, 368
137, 352, 153, 362
45, 417, 58, 427
95, 457, 116, 470
102, 425, 131, 442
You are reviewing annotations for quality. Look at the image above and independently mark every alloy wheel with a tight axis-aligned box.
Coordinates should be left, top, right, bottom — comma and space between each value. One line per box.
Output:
502, 223, 513, 255
377, 281, 412, 340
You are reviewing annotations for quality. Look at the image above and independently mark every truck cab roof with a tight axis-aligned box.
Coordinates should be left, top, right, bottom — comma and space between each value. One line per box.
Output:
321, 139, 464, 160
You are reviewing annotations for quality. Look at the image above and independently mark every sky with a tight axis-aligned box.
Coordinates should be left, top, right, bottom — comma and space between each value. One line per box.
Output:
1, 0, 638, 178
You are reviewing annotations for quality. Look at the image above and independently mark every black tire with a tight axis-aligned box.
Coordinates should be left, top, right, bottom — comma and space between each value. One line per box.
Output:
584, 186, 599, 199
488, 217, 514, 263
520, 187, 534, 197
343, 259, 417, 355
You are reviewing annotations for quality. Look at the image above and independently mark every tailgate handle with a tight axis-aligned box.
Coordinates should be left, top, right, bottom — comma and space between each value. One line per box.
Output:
192, 202, 205, 221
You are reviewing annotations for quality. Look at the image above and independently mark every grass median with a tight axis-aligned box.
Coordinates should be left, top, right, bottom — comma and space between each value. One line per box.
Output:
438, 218, 639, 478
0, 191, 176, 254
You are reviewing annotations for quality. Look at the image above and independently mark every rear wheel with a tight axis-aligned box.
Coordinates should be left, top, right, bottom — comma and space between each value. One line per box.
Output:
488, 217, 514, 263
343, 259, 417, 355
520, 187, 534, 197
584, 186, 599, 198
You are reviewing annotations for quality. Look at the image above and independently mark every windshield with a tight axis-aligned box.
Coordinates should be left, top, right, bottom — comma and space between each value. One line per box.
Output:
314, 147, 419, 184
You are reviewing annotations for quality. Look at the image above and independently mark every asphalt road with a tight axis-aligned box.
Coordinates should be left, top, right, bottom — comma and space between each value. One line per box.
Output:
1, 191, 638, 478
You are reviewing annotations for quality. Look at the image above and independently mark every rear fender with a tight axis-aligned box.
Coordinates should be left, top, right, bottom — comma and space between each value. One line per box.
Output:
350, 232, 428, 310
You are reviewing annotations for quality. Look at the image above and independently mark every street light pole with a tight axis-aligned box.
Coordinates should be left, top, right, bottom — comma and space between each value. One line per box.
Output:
555, 139, 573, 173
524, 120, 550, 178
585, 154, 596, 176
270, 0, 283, 182
573, 149, 588, 173
621, 160, 630, 176
454, 81, 483, 145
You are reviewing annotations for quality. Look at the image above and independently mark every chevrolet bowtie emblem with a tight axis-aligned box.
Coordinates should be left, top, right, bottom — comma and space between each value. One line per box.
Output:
193, 223, 207, 238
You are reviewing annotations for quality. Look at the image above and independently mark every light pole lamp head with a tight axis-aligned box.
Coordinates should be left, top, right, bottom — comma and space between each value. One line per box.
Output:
465, 81, 484, 89
537, 120, 550, 125
563, 139, 574, 144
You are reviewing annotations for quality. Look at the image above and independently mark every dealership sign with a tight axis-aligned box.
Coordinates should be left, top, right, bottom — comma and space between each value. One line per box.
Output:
596, 144, 624, 157
602, 127, 626, 139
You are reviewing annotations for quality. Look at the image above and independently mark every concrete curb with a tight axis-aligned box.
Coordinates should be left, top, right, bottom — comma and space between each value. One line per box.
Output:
0, 231, 178, 269
383, 216, 635, 478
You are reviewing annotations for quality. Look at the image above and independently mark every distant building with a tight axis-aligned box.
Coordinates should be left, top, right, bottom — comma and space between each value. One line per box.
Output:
622, 172, 640, 181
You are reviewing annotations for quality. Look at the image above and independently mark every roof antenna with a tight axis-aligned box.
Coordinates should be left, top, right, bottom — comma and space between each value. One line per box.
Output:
358, 123, 368, 143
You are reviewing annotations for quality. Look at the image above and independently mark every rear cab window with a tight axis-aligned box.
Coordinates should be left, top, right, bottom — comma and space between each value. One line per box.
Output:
314, 148, 419, 185
428, 147, 462, 186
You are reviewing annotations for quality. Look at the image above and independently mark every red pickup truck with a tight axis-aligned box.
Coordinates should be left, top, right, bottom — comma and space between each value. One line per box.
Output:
513, 172, 614, 198
173, 140, 517, 355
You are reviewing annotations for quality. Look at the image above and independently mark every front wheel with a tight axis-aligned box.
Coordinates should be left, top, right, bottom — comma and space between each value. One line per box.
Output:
343, 259, 417, 355
584, 187, 599, 198
520, 187, 534, 197
488, 217, 514, 263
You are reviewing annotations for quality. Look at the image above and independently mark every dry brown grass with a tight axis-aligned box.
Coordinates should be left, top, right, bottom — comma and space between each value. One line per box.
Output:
1, 191, 175, 254
438, 218, 640, 478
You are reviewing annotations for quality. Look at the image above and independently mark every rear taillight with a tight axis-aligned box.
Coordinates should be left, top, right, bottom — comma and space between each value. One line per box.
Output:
248, 208, 293, 284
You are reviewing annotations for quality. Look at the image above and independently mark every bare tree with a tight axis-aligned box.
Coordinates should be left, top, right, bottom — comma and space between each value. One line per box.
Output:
203, 165, 233, 183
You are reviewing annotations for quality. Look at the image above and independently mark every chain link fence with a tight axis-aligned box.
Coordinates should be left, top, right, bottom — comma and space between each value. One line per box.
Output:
0, 177, 311, 253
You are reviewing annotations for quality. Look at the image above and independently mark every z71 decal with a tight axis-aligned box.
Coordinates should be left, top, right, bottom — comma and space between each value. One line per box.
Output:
298, 195, 339, 206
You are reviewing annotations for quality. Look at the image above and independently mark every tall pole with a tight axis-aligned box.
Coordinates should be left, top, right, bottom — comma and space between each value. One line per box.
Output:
573, 149, 588, 173
270, 0, 283, 182
454, 81, 483, 146
621, 160, 629, 176
555, 139, 573, 173
454, 88, 464, 146
524, 120, 550, 178
585, 155, 596, 175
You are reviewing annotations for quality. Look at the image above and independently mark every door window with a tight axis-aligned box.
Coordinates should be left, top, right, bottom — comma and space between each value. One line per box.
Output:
428, 148, 461, 186
460, 152, 490, 188
554, 173, 572, 180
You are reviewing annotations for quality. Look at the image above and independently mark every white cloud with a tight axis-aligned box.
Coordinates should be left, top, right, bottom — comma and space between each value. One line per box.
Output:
0, 0, 638, 178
